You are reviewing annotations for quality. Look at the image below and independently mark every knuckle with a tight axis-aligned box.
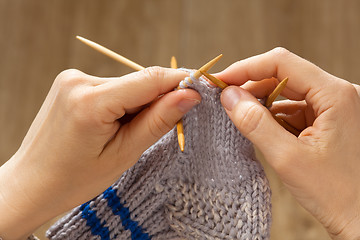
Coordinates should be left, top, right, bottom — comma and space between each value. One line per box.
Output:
55, 69, 93, 112
238, 104, 266, 137
141, 66, 166, 82
66, 88, 98, 125
55, 69, 85, 89
270, 47, 292, 58
341, 81, 358, 97
334, 81, 359, 105
54, 70, 102, 127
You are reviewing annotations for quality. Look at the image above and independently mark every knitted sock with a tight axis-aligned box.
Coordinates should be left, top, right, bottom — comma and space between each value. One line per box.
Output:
46, 70, 272, 240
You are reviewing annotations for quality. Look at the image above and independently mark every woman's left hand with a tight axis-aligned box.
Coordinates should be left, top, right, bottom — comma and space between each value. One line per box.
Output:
0, 67, 200, 239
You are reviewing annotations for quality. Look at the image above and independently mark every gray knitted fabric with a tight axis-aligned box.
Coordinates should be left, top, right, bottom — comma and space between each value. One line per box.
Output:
46, 70, 272, 240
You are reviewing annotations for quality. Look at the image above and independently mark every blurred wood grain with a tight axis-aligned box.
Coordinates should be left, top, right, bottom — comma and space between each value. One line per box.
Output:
1, 0, 359, 239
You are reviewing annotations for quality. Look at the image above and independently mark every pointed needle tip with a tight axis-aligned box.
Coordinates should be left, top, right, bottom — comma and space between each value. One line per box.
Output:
266, 77, 289, 107
171, 56, 177, 69
76, 36, 91, 45
281, 77, 289, 84
200, 70, 228, 89
194, 54, 223, 79
179, 137, 185, 152
76, 35, 85, 41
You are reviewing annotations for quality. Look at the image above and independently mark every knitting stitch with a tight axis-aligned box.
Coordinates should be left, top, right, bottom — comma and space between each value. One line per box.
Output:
178, 72, 198, 89
47, 70, 272, 240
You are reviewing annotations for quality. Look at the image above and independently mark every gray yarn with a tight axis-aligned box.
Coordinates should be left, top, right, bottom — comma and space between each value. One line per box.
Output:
178, 72, 198, 89
46, 70, 272, 240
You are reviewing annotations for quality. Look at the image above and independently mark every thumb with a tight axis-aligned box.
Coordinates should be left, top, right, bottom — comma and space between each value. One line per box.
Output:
220, 86, 296, 158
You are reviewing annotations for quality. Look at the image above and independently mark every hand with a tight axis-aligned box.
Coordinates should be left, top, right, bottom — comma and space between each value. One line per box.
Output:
217, 48, 360, 239
0, 67, 200, 239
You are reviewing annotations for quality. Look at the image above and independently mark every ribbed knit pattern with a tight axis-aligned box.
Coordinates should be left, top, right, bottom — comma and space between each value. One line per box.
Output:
46, 70, 272, 240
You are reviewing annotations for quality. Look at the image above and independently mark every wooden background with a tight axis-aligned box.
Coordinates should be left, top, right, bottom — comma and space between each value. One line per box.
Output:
1, 0, 359, 239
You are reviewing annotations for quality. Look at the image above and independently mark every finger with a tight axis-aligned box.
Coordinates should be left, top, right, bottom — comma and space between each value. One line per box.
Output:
125, 95, 167, 115
220, 86, 297, 160
125, 106, 144, 115
271, 100, 316, 130
270, 100, 308, 130
55, 69, 114, 86
240, 78, 279, 99
104, 89, 201, 169
94, 67, 188, 121
270, 100, 307, 114
216, 48, 340, 115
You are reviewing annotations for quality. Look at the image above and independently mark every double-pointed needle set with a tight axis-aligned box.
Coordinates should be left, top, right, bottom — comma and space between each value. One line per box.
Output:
76, 36, 300, 152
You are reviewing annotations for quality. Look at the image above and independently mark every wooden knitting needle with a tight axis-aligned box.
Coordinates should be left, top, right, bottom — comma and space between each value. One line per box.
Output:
77, 36, 190, 151
199, 72, 300, 136
76, 36, 145, 71
171, 56, 177, 69
170, 56, 185, 152
78, 37, 295, 140
173, 55, 224, 151
265, 77, 301, 136
272, 114, 301, 136
199, 72, 287, 105
194, 54, 223, 79
77, 36, 222, 85
265, 77, 288, 108
200, 70, 228, 89
179, 54, 224, 88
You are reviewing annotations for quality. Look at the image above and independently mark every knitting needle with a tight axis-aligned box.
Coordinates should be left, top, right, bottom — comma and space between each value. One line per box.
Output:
200, 70, 228, 89
173, 55, 224, 151
272, 114, 301, 136
178, 54, 223, 88
76, 36, 145, 71
194, 54, 223, 79
76, 37, 295, 139
76, 36, 191, 151
265, 77, 288, 108
171, 56, 177, 69
200, 72, 287, 104
76, 36, 222, 86
198, 72, 300, 136
265, 77, 301, 136
170, 56, 185, 152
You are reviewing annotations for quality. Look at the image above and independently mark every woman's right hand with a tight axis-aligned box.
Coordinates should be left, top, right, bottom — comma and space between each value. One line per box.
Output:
217, 48, 360, 239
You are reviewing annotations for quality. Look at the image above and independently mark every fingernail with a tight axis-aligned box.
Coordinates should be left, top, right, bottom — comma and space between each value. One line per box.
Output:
177, 98, 200, 113
221, 87, 242, 111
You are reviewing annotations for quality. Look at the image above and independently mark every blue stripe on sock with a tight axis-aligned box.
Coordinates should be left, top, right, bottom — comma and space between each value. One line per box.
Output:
80, 200, 110, 240
103, 187, 151, 240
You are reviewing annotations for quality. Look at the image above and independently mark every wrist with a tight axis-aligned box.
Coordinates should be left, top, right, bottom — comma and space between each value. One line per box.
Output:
0, 154, 62, 239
